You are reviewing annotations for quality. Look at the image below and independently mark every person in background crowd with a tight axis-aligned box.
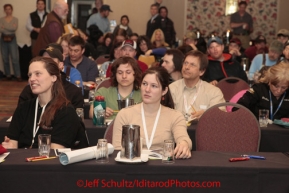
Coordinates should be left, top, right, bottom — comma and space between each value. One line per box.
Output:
101, 42, 122, 77
33, 0, 68, 57
113, 28, 127, 44
177, 45, 193, 55
170, 50, 225, 120
245, 35, 268, 63
151, 28, 169, 48
3, 57, 87, 149
57, 33, 74, 59
277, 29, 289, 45
19, 46, 84, 108
204, 37, 248, 85
86, 4, 112, 34
162, 49, 184, 83
146, 3, 162, 39
89, 57, 142, 119
230, 1, 253, 49
235, 62, 289, 119
113, 15, 133, 37
158, 6, 176, 47
137, 35, 166, 62
248, 40, 283, 79
26, 0, 48, 50
76, 29, 97, 59
90, 0, 103, 16
183, 32, 198, 51
282, 42, 289, 63
129, 33, 139, 43
96, 33, 113, 58
113, 66, 192, 159
106, 40, 148, 77
64, 36, 99, 85
224, 37, 245, 63
0, 4, 21, 81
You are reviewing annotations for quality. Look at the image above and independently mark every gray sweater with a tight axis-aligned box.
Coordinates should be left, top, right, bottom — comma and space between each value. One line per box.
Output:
0, 16, 18, 35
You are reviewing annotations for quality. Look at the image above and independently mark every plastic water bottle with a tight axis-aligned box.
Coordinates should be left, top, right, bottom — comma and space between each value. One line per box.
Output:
93, 96, 106, 125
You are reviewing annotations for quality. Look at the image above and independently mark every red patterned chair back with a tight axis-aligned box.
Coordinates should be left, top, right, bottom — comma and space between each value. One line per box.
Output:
196, 102, 260, 152
95, 78, 111, 91
95, 55, 109, 65
216, 77, 249, 101
104, 120, 114, 144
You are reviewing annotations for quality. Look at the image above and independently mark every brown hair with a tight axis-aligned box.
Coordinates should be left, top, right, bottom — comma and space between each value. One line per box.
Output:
164, 49, 184, 72
57, 33, 74, 45
184, 50, 208, 71
68, 35, 85, 49
259, 62, 289, 86
110, 57, 142, 90
29, 57, 69, 127
4, 4, 13, 10
142, 67, 174, 109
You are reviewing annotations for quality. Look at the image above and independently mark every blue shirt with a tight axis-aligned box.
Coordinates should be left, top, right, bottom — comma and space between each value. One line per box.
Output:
86, 13, 110, 34
248, 54, 278, 79
63, 65, 84, 95
64, 56, 99, 82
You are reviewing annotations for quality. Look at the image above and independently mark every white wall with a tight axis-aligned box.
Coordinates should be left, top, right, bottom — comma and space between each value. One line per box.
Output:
0, 0, 37, 72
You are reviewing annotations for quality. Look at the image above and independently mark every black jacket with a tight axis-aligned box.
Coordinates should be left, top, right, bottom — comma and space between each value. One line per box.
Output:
235, 83, 289, 119
203, 53, 248, 83
146, 15, 162, 39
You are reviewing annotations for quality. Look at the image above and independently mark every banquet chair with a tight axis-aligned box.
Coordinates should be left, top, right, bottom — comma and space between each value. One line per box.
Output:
95, 78, 111, 91
196, 102, 260, 152
104, 120, 114, 144
216, 77, 249, 101
95, 55, 109, 65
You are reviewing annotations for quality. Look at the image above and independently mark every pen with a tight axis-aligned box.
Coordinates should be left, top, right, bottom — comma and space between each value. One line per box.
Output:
113, 110, 119, 113
241, 155, 266, 160
30, 156, 57, 162
190, 105, 196, 113
26, 155, 48, 162
229, 157, 250, 162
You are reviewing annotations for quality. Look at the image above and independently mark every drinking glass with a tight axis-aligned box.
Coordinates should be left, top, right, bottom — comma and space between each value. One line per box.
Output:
38, 134, 51, 157
259, 109, 269, 127
162, 139, 175, 164
96, 139, 109, 163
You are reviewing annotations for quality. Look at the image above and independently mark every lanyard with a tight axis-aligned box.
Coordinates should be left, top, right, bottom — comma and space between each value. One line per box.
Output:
269, 90, 286, 120
141, 103, 161, 150
31, 97, 47, 147
117, 88, 134, 100
183, 80, 202, 117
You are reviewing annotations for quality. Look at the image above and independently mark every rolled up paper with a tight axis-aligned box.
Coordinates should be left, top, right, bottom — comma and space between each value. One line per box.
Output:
59, 143, 114, 165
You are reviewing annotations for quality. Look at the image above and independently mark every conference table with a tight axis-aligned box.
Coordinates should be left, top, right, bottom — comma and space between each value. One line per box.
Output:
1, 118, 289, 152
0, 149, 288, 193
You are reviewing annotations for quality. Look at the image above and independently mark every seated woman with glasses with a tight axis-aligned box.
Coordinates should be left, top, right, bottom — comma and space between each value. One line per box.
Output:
112, 67, 192, 159
89, 57, 143, 119
2, 57, 87, 149
235, 62, 289, 119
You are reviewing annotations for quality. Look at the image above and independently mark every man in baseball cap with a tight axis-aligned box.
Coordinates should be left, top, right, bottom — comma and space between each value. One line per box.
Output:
227, 37, 245, 63
277, 29, 289, 44
245, 35, 269, 62
39, 44, 84, 93
105, 40, 148, 77
204, 37, 248, 85
248, 40, 284, 79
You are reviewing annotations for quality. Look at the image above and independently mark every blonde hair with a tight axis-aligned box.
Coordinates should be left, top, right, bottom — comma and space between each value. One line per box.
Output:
260, 62, 289, 86
57, 33, 74, 44
151, 29, 169, 47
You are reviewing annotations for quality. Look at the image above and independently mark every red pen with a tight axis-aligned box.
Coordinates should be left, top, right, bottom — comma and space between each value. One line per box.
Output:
26, 156, 48, 162
229, 157, 250, 162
